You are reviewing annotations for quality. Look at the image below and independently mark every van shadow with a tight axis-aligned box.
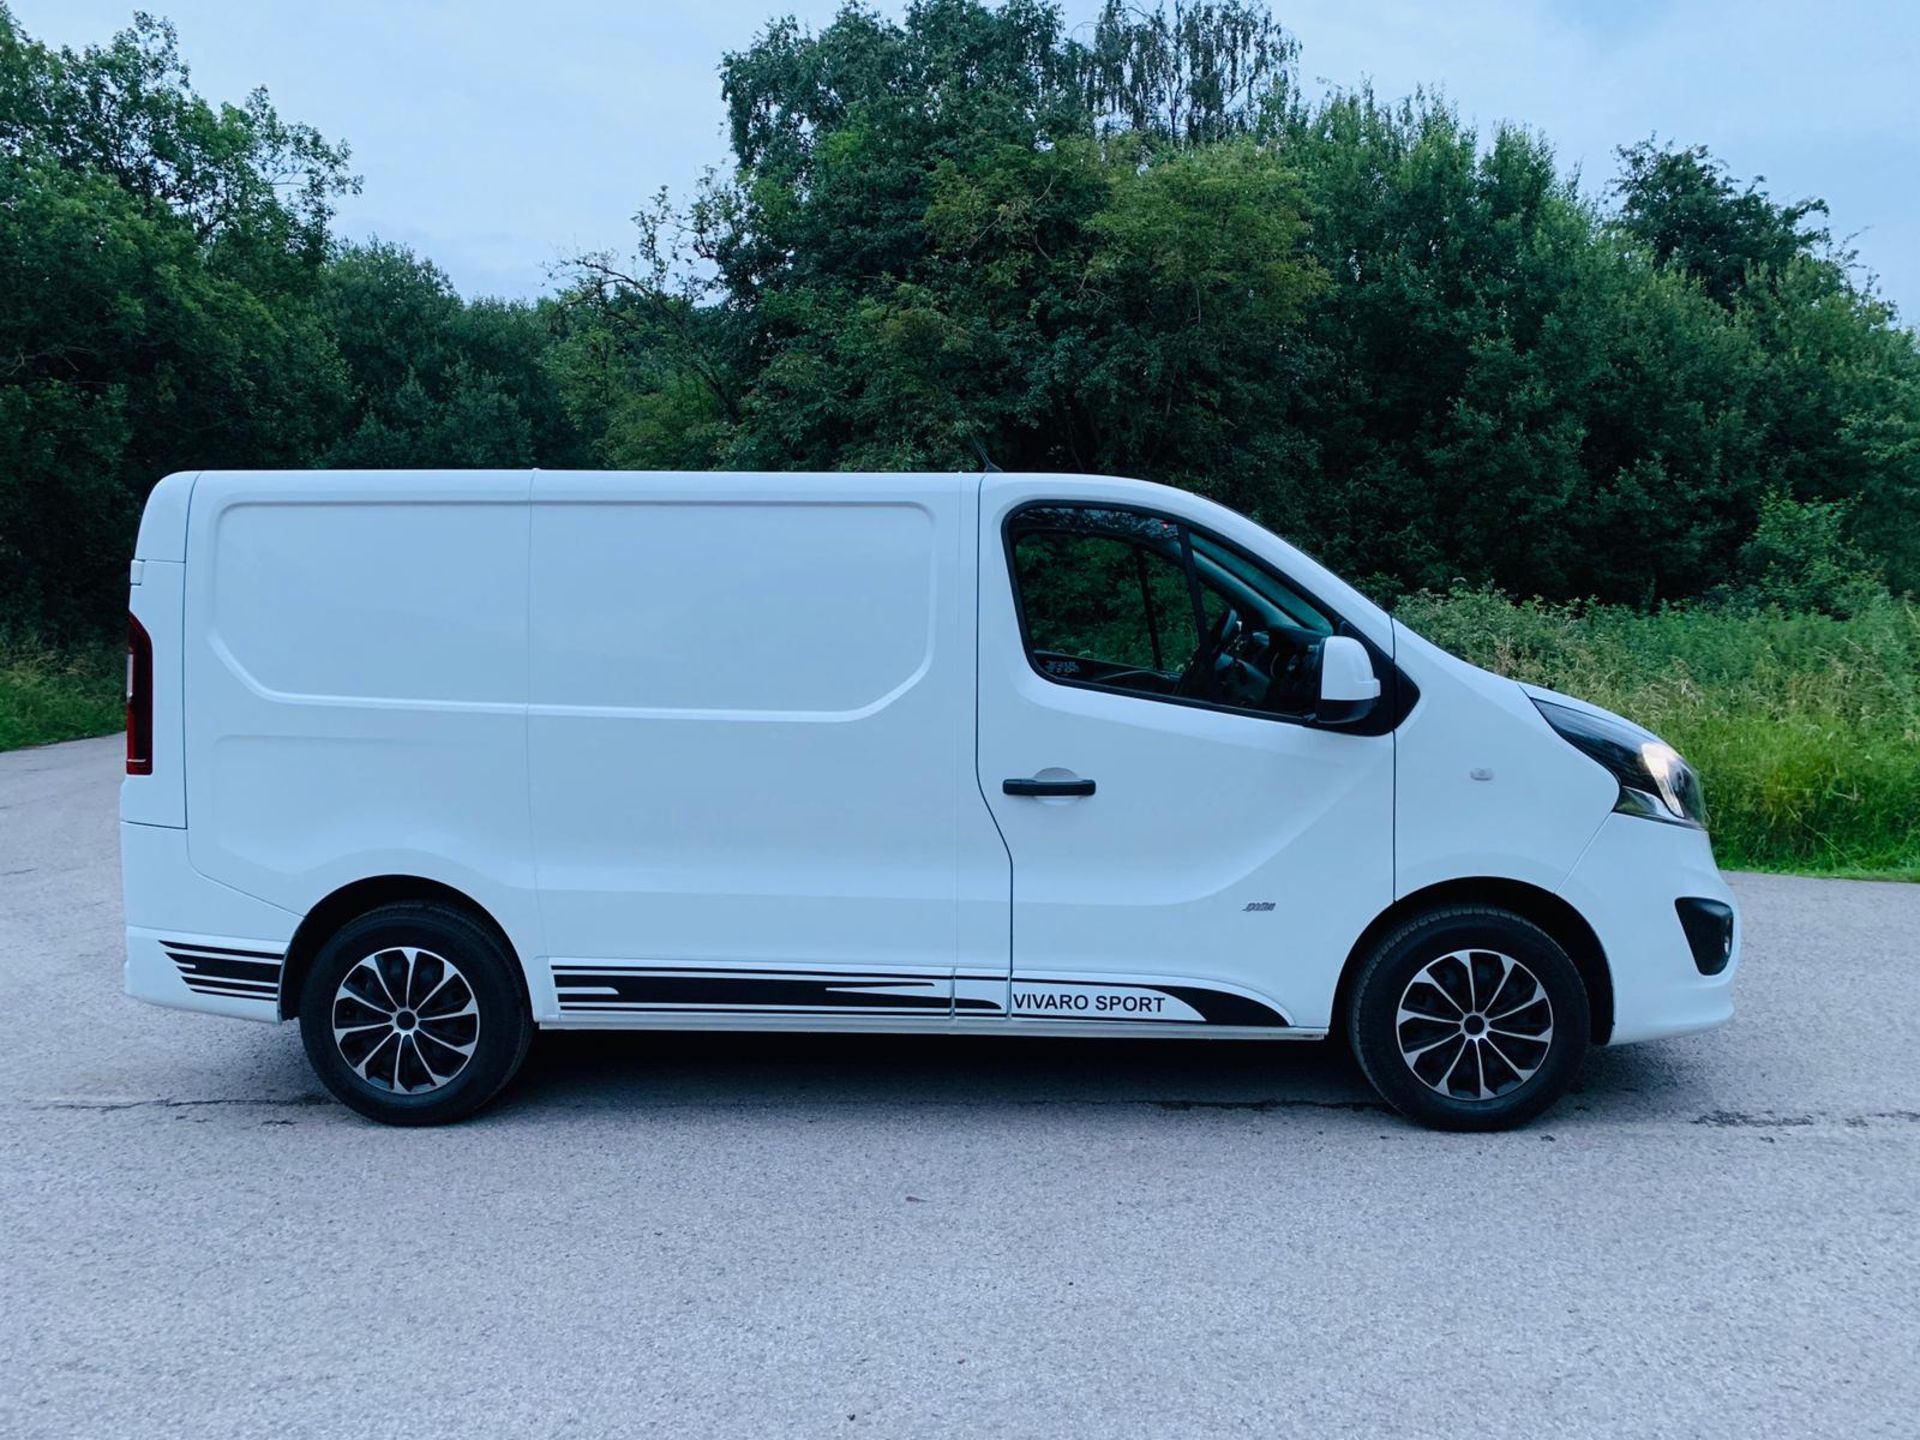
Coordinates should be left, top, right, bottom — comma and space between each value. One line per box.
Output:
500, 1026, 1705, 1125
506, 1028, 1376, 1115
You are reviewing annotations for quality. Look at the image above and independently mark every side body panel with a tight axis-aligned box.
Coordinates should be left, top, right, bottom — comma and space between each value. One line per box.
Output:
1390, 622, 1619, 901
526, 471, 1010, 1026
176, 471, 544, 979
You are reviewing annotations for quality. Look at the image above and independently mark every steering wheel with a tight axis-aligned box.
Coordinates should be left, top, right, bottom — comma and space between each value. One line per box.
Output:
1270, 645, 1311, 710
1176, 605, 1242, 698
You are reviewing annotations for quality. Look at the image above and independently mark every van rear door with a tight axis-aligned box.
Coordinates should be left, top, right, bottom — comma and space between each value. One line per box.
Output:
525, 471, 1009, 1025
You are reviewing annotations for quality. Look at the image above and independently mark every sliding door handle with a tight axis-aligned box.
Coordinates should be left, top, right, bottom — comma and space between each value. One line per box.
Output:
1003, 776, 1096, 797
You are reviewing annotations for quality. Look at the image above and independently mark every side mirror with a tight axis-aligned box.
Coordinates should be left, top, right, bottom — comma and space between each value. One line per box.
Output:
1315, 634, 1381, 726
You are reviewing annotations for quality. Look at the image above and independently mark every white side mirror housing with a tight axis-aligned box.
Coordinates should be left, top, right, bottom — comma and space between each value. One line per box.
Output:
1316, 634, 1381, 726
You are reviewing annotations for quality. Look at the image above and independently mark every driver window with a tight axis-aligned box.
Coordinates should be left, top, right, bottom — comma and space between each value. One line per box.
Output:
1008, 503, 1343, 722
1011, 511, 1198, 697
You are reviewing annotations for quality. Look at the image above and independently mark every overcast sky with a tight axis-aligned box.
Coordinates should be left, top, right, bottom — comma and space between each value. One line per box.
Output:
21, 1, 1920, 322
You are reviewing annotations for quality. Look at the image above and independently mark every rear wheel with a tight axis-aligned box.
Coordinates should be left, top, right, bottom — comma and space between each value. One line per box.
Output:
1348, 906, 1589, 1131
298, 902, 532, 1125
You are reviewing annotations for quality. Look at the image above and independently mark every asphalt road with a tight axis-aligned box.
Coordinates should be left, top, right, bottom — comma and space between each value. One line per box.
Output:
2, 736, 1917, 1439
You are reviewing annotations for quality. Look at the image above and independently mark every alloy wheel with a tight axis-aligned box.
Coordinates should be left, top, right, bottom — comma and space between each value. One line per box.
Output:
1394, 949, 1554, 1101
331, 946, 480, 1094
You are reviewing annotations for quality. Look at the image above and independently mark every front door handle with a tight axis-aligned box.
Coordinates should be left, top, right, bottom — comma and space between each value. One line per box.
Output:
1003, 777, 1096, 797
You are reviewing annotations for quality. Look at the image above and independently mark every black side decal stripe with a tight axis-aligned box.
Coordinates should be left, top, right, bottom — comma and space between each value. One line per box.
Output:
553, 972, 952, 1012
161, 943, 285, 961
556, 975, 944, 990
183, 981, 280, 1000
1154, 985, 1289, 1027
550, 965, 1285, 1027
166, 953, 281, 985
1008, 977, 1290, 1027
163, 941, 284, 1004
556, 1003, 1005, 1017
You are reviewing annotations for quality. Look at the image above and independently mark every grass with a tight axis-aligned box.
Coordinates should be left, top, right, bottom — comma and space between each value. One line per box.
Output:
5, 596, 1916, 878
1396, 588, 1920, 879
0, 636, 123, 753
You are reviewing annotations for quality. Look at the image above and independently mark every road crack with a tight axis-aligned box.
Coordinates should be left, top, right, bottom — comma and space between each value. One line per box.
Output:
1693, 1108, 1920, 1130
1151, 1097, 1387, 1114
29, 1095, 331, 1112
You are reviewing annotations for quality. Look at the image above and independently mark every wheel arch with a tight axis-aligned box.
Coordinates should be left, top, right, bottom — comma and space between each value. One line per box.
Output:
279, 875, 525, 1022
1333, 878, 1614, 1045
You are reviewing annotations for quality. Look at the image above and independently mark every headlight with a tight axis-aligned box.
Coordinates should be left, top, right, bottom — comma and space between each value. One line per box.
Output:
1532, 698, 1706, 829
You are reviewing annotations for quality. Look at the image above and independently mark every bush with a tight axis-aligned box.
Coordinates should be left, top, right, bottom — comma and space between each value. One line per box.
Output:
0, 636, 123, 752
1395, 587, 1920, 876
1729, 494, 1885, 617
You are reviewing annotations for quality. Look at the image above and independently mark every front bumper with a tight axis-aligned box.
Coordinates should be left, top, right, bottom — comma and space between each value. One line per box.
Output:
1560, 812, 1740, 1045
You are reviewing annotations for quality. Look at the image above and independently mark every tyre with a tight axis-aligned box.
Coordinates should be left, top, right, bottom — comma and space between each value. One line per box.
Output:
1347, 906, 1589, 1132
298, 902, 533, 1126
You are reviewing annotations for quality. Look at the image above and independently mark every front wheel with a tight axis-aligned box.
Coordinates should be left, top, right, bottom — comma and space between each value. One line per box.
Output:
298, 902, 533, 1125
1348, 906, 1589, 1132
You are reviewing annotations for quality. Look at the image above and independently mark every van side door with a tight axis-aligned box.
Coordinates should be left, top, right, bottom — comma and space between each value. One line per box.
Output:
525, 472, 1009, 1024
975, 480, 1395, 1034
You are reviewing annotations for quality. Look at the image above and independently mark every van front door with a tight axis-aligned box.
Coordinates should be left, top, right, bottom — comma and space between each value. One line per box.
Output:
974, 480, 1395, 1034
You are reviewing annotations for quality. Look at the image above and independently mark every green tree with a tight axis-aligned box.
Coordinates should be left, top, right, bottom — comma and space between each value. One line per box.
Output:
7, 0, 1917, 641
1262, 93, 1778, 602
1, 6, 588, 635
553, 1, 1920, 610
1612, 140, 1829, 307
1610, 140, 1920, 593
0, 7, 357, 293
316, 242, 583, 469
0, 145, 348, 635
1073, 0, 1296, 143
565, 0, 1322, 483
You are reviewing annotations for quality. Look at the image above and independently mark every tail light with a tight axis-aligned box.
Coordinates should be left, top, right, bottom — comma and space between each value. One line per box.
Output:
126, 612, 153, 776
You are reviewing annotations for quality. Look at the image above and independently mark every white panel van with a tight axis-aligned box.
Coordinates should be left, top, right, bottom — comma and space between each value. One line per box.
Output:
121, 470, 1739, 1129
